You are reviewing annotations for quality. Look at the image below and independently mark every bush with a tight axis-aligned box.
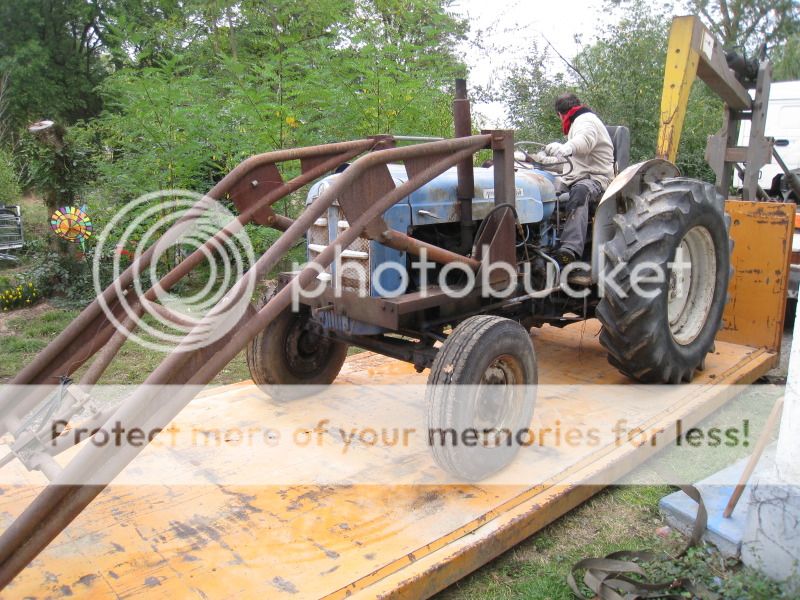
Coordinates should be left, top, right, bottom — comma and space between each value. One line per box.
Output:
0, 279, 39, 311
0, 148, 20, 206
27, 246, 127, 309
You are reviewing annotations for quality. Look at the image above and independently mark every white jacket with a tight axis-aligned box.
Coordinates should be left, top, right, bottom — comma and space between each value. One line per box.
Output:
562, 112, 615, 189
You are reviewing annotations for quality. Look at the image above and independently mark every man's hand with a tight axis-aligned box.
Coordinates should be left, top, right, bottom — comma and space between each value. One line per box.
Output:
532, 151, 561, 164
544, 142, 573, 157
531, 151, 564, 173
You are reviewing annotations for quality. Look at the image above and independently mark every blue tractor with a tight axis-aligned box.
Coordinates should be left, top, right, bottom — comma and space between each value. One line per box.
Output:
246, 81, 731, 480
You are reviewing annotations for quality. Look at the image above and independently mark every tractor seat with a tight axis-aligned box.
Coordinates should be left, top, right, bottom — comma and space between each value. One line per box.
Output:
606, 125, 630, 174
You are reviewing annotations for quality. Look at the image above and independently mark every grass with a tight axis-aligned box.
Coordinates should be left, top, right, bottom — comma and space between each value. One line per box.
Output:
435, 384, 791, 600
0, 304, 253, 385
436, 483, 789, 599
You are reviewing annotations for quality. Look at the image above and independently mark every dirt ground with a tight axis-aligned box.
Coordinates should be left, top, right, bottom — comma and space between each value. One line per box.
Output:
0, 302, 53, 336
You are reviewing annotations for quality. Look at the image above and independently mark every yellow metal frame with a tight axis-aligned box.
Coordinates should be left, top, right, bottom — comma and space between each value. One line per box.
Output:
656, 16, 752, 163
719, 200, 795, 351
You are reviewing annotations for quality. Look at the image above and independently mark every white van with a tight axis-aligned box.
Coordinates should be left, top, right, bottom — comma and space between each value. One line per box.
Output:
736, 80, 800, 195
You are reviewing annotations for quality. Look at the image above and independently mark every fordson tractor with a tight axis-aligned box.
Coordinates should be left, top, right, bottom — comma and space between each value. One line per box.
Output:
245, 81, 730, 481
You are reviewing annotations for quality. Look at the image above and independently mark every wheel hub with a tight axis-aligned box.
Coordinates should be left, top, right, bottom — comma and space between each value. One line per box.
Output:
475, 355, 524, 447
667, 226, 717, 345
285, 318, 331, 375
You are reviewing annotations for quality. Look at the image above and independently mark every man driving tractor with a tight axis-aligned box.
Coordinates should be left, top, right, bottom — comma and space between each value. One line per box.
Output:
539, 93, 615, 266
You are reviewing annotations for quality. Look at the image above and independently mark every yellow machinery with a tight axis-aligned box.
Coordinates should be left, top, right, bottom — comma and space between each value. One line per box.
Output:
656, 15, 774, 200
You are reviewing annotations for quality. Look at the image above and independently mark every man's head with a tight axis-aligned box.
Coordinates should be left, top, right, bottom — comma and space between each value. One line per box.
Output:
554, 93, 581, 116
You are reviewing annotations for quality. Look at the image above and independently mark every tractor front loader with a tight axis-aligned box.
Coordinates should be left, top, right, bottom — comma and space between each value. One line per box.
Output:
0, 78, 732, 587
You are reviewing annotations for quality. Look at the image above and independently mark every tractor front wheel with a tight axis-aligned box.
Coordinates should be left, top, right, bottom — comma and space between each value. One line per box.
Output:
426, 315, 537, 481
246, 286, 348, 401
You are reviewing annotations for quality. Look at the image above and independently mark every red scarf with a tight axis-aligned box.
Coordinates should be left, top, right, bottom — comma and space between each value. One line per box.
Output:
560, 105, 589, 134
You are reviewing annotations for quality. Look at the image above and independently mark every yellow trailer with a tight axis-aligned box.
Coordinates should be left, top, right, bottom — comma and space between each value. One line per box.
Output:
1, 201, 792, 599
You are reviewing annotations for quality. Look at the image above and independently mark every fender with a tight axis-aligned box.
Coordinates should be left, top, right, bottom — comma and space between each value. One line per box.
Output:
590, 159, 681, 282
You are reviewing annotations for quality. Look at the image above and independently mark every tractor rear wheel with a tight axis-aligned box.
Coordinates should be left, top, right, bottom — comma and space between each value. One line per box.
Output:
596, 177, 730, 383
426, 315, 537, 481
246, 285, 348, 400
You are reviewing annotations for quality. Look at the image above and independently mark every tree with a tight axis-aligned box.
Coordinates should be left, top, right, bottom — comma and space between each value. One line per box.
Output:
773, 33, 800, 81
500, 42, 564, 143
0, 0, 109, 134
687, 0, 800, 54
323, 0, 468, 139
93, 0, 468, 203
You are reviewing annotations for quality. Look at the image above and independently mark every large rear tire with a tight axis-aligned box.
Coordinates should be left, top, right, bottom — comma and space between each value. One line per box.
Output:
426, 315, 537, 480
246, 286, 348, 400
596, 178, 730, 383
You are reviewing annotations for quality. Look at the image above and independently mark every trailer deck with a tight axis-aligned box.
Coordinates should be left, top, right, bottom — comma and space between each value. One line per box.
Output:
0, 199, 792, 598
0, 322, 778, 599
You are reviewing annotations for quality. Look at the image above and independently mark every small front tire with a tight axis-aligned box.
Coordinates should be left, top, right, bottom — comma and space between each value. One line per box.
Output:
426, 315, 537, 481
246, 286, 348, 401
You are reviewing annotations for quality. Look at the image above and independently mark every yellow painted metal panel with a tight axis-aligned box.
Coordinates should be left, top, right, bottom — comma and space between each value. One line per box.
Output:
719, 200, 794, 351
1, 322, 777, 599
656, 16, 701, 162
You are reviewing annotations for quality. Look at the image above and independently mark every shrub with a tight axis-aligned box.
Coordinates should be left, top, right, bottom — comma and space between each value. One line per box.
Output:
0, 280, 39, 311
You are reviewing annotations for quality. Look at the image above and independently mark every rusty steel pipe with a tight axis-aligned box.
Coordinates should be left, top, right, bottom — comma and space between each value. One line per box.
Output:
0, 135, 491, 585
379, 229, 480, 269
454, 78, 475, 254
79, 304, 145, 386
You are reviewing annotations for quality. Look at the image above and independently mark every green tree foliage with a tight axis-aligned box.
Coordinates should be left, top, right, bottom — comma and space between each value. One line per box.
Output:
687, 0, 800, 54
0, 0, 108, 133
326, 0, 467, 138
501, 42, 565, 144
773, 33, 800, 81
93, 0, 466, 203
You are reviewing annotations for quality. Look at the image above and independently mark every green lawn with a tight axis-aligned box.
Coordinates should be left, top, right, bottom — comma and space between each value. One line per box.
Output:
0, 303, 253, 385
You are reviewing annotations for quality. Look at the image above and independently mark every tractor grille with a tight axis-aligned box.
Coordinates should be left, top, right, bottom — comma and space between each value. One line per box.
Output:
307, 202, 370, 295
